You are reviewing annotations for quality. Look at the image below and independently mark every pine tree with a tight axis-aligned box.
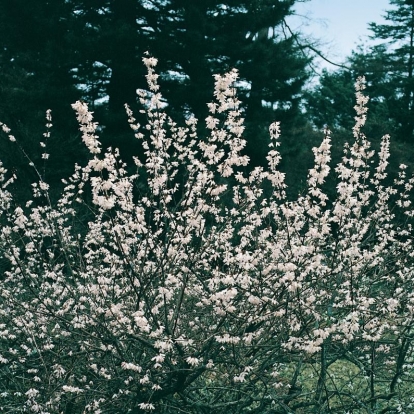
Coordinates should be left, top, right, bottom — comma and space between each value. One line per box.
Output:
304, 48, 398, 139
304, 69, 356, 131
304, 0, 414, 142
0, 0, 84, 198
366, 0, 414, 141
0, 0, 79, 128
0, 0, 311, 169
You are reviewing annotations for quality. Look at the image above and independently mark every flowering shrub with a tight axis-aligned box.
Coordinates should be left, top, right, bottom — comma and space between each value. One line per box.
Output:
1, 57, 414, 413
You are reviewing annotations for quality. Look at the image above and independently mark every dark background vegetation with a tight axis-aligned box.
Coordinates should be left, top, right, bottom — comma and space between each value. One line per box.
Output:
1, 0, 414, 199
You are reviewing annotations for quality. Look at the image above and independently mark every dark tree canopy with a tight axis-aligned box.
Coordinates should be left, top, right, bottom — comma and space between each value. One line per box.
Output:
304, 0, 414, 143
304, 49, 398, 140
0, 0, 311, 173
364, 0, 414, 141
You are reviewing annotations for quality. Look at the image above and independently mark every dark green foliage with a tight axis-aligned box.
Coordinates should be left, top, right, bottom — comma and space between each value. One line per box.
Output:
304, 69, 356, 131
304, 1, 414, 165
304, 60, 397, 139
0, 0, 88, 199
0, 0, 311, 184
304, 0, 414, 142
362, 0, 414, 141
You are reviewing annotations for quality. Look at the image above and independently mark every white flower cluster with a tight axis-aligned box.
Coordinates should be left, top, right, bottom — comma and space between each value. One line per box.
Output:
71, 100, 101, 154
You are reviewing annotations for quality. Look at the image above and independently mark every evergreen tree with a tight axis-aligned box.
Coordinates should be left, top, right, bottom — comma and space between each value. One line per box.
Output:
306, 0, 414, 142
304, 68, 356, 131
0, 0, 79, 121
0, 0, 84, 198
304, 50, 397, 139
365, 0, 414, 141
0, 0, 311, 171
64, 0, 150, 153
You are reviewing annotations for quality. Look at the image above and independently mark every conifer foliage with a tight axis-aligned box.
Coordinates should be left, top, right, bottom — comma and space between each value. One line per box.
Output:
367, 0, 414, 141
307, 0, 414, 142
1, 58, 414, 413
0, 0, 309, 170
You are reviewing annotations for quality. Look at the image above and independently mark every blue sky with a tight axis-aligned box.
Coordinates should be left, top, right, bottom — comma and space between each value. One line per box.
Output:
289, 0, 391, 71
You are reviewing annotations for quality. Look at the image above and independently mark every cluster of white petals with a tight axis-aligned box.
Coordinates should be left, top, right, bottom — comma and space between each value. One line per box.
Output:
71, 100, 101, 154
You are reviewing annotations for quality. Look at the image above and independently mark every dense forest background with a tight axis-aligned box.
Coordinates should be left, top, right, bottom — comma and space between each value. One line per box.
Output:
1, 0, 414, 198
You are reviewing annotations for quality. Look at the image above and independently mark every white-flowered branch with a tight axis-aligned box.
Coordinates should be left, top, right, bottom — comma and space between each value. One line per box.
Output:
0, 57, 414, 413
